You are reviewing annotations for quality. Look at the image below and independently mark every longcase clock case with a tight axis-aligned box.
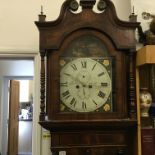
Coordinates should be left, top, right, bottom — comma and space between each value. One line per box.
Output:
35, 0, 139, 154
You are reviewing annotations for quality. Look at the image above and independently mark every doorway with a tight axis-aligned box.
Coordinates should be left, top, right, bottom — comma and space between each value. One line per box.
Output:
18, 80, 33, 155
8, 79, 34, 155
0, 58, 35, 155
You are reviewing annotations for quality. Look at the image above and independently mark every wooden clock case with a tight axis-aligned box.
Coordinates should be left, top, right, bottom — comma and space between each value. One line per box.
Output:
35, 0, 139, 154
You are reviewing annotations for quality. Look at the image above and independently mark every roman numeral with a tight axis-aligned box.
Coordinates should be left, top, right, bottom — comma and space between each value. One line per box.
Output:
62, 90, 70, 99
98, 91, 105, 99
101, 82, 108, 87
98, 72, 104, 77
64, 73, 71, 76
60, 82, 68, 87
92, 100, 98, 106
82, 101, 87, 109
81, 61, 87, 68
92, 63, 97, 71
71, 64, 77, 70
70, 98, 77, 107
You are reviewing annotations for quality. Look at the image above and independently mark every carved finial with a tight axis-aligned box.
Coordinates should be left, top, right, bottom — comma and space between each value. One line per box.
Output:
132, 6, 134, 14
41, 5, 43, 15
97, 0, 107, 11
69, 0, 79, 11
80, 0, 96, 9
129, 6, 137, 22
38, 5, 46, 22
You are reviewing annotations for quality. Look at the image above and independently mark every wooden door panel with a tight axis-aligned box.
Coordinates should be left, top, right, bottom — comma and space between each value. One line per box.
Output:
8, 80, 20, 155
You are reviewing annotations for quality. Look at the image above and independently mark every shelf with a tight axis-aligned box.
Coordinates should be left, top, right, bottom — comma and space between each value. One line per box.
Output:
137, 45, 155, 66
136, 45, 155, 155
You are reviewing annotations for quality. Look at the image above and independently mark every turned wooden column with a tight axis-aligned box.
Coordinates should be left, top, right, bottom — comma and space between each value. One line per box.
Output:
129, 49, 137, 119
40, 50, 46, 121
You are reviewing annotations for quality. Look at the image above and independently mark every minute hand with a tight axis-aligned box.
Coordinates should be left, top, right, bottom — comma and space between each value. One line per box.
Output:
90, 83, 109, 89
65, 73, 85, 85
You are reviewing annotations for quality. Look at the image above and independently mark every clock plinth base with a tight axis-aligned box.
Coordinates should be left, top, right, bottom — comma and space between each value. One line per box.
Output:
50, 129, 136, 155
40, 119, 137, 155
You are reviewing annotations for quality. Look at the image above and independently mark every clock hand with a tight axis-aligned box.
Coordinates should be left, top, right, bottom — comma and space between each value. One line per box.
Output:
77, 87, 86, 100
64, 73, 92, 99
90, 82, 109, 88
83, 87, 86, 96
66, 74, 86, 86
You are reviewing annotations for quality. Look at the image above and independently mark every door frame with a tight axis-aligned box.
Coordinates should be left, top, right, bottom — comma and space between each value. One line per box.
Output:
0, 52, 41, 155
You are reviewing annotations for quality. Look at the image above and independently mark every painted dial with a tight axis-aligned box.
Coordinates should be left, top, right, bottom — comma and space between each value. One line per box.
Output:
60, 58, 112, 112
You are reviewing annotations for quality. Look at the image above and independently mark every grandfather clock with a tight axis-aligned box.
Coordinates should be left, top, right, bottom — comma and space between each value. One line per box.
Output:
35, 0, 139, 154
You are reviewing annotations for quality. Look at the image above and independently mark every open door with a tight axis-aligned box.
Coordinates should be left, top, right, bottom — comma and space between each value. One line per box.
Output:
8, 80, 20, 155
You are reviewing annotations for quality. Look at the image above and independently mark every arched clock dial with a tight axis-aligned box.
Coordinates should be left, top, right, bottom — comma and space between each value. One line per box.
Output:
60, 58, 112, 112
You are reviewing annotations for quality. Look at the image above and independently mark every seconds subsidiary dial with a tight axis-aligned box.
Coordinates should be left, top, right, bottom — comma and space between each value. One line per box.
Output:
60, 58, 112, 112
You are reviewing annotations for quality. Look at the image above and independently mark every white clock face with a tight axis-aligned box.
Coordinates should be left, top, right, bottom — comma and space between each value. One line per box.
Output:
60, 58, 112, 112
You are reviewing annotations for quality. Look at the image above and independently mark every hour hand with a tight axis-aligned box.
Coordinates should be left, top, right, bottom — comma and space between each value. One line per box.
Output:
89, 82, 109, 89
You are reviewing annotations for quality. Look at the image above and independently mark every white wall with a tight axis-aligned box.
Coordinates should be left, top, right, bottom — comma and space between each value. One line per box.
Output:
0, 0, 132, 155
0, 60, 34, 76
112, 0, 131, 21
0, 0, 131, 53
0, 0, 64, 52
